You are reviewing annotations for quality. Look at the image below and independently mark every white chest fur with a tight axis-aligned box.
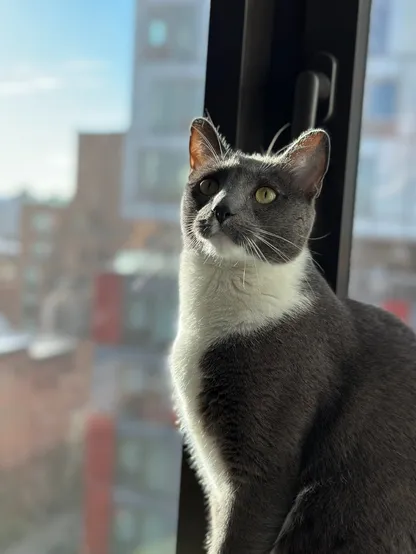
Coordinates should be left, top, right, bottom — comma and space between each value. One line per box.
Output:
170, 249, 311, 501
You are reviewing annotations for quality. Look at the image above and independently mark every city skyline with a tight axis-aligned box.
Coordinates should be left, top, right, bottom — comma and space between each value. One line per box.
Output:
0, 0, 135, 199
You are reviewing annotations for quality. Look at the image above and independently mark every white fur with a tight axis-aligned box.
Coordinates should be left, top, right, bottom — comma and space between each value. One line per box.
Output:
170, 246, 312, 518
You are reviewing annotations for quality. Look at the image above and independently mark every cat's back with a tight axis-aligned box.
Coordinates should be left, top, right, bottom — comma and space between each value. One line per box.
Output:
279, 297, 416, 553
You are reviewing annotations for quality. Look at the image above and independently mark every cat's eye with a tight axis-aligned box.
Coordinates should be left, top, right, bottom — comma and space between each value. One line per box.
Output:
199, 178, 220, 196
255, 186, 277, 204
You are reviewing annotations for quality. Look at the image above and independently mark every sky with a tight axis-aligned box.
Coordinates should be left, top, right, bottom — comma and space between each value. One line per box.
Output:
0, 0, 135, 199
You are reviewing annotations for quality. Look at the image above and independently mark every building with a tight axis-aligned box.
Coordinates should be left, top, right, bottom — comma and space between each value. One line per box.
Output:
17, 202, 65, 331
349, 0, 416, 325
40, 133, 132, 338
0, 334, 93, 552
0, 237, 20, 326
0, 193, 27, 240
121, 0, 210, 222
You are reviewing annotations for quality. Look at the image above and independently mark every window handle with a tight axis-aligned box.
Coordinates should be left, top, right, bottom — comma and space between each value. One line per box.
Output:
291, 52, 338, 139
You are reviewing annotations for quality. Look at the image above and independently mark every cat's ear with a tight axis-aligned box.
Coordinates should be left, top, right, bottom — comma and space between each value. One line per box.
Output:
280, 129, 330, 198
189, 117, 225, 171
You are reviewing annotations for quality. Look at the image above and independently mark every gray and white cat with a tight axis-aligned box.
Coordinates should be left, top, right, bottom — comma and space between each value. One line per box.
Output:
170, 117, 416, 554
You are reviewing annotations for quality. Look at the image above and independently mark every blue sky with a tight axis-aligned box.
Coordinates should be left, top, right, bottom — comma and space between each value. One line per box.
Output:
0, 0, 135, 198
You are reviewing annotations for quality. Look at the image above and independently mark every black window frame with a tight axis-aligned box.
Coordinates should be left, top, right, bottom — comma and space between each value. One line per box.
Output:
175, 0, 372, 552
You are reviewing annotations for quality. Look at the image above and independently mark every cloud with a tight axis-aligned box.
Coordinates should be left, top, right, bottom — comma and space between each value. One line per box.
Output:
63, 59, 109, 72
0, 76, 62, 96
0, 59, 108, 97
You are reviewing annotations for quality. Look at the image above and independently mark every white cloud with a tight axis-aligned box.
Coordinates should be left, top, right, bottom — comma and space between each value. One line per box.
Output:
0, 76, 62, 96
0, 59, 109, 97
46, 154, 73, 170
63, 59, 109, 73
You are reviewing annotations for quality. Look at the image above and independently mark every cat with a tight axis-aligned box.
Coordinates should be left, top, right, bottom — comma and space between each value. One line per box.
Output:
170, 117, 416, 554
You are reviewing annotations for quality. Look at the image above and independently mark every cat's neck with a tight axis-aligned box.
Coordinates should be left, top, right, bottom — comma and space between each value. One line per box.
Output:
177, 248, 314, 337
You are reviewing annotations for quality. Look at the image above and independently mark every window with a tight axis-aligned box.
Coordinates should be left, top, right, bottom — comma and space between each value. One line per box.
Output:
350, 0, 416, 319
139, 5, 200, 62
32, 241, 52, 258
148, 79, 205, 133
111, 504, 177, 554
354, 155, 377, 218
22, 299, 39, 331
32, 212, 54, 233
25, 265, 41, 285
116, 432, 181, 497
3, 0, 400, 551
137, 150, 189, 202
368, 0, 390, 55
366, 80, 398, 120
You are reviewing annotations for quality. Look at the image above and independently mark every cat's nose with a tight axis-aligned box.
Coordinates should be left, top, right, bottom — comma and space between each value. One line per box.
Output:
212, 202, 233, 225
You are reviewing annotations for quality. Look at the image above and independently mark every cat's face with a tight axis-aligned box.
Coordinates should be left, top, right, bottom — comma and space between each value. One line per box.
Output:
181, 118, 330, 264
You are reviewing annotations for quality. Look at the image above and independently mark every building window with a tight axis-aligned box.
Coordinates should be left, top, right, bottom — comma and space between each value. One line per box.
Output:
23, 296, 39, 331
32, 212, 54, 233
137, 150, 188, 202
355, 155, 377, 218
368, 0, 390, 55
149, 79, 205, 134
139, 5, 199, 62
33, 241, 52, 257
25, 265, 41, 285
367, 80, 398, 120
148, 19, 167, 47
152, 289, 177, 346
23, 292, 38, 307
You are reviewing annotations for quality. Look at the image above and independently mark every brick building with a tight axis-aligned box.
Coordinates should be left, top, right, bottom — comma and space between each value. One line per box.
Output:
40, 133, 132, 338
0, 334, 93, 551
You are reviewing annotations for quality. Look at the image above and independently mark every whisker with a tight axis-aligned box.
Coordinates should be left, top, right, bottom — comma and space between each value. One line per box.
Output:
251, 240, 269, 264
253, 234, 291, 263
254, 229, 303, 252
306, 232, 331, 242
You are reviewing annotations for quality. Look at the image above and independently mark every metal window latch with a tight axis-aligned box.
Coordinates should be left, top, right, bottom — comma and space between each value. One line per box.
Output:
291, 52, 338, 139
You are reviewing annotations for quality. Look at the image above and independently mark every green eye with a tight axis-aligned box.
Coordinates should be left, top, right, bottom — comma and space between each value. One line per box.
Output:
199, 179, 220, 196
255, 186, 277, 204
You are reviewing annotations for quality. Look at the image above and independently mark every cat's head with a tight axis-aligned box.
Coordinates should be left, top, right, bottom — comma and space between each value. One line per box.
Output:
181, 117, 330, 264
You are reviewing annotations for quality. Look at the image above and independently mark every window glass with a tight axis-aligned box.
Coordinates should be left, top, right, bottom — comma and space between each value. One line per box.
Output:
32, 212, 55, 233
350, 0, 416, 328
137, 150, 189, 202
148, 79, 205, 133
366, 80, 398, 120
354, 154, 377, 217
25, 265, 41, 285
138, 4, 200, 62
0, 1, 210, 553
32, 241, 53, 258
368, 0, 390, 55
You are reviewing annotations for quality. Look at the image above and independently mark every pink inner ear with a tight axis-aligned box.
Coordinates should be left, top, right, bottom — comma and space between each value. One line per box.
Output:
290, 133, 324, 166
303, 132, 323, 150
284, 131, 328, 197
189, 128, 205, 170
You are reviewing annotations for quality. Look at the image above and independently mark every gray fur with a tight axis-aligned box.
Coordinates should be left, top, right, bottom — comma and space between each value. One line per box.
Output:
171, 117, 416, 554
